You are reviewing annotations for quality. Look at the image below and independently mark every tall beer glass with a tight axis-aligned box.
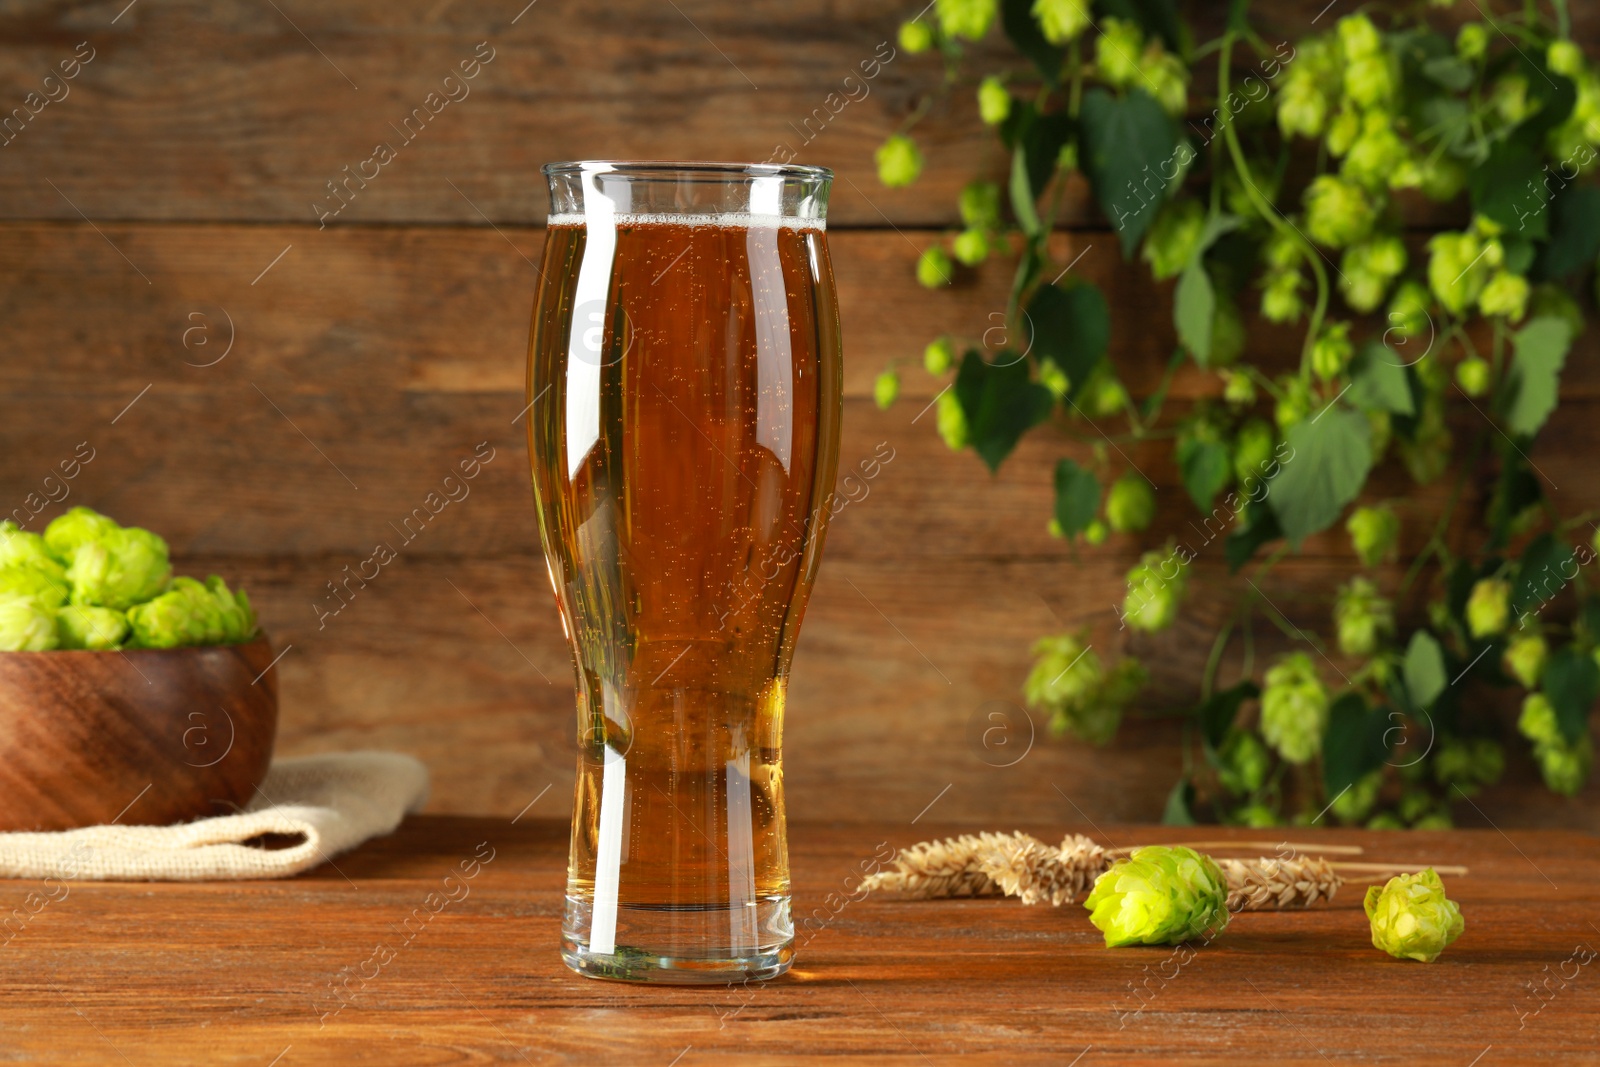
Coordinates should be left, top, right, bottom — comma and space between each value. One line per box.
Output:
526, 161, 842, 983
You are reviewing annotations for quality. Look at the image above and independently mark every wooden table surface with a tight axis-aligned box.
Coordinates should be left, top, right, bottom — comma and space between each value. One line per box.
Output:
2, 816, 1596, 1065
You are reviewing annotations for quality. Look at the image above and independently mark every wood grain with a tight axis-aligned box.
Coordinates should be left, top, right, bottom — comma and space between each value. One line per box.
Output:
0, 816, 1593, 1064
0, 637, 278, 830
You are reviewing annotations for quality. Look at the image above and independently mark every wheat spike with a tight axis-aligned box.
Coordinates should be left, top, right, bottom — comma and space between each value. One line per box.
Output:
980, 832, 1108, 906
1218, 856, 1344, 909
859, 831, 1026, 899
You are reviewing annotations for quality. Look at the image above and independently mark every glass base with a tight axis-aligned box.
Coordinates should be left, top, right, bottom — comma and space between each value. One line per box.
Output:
561, 894, 794, 985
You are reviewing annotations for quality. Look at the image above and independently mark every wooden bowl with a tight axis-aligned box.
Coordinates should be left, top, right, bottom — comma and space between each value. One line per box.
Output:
0, 636, 279, 831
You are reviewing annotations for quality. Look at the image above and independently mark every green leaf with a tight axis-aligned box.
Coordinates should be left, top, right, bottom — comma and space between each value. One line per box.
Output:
1225, 498, 1281, 572
1161, 777, 1197, 826
1197, 680, 1260, 752
1026, 282, 1110, 400
1421, 56, 1474, 91
1502, 316, 1573, 437
1543, 646, 1600, 745
1177, 436, 1230, 513
1537, 185, 1600, 281
1470, 134, 1549, 238
1174, 262, 1215, 365
1487, 454, 1543, 551
1001, 0, 1060, 84
1053, 458, 1101, 538
1010, 148, 1042, 237
1266, 405, 1374, 547
1079, 87, 1181, 257
1347, 342, 1416, 416
1513, 532, 1575, 620
954, 350, 1056, 472
1403, 630, 1447, 710
1322, 693, 1392, 799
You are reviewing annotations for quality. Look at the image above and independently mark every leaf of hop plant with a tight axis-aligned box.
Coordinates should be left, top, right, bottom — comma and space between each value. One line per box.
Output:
1084, 845, 1230, 947
1364, 868, 1464, 963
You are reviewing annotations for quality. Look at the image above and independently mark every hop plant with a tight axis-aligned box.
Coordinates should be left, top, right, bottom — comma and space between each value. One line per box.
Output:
1260, 652, 1328, 765
876, 134, 923, 188
1094, 19, 1145, 89
1221, 370, 1256, 408
0, 591, 59, 651
1022, 632, 1144, 744
1121, 546, 1188, 633
935, 389, 969, 450
1311, 321, 1355, 381
1274, 374, 1313, 432
1465, 578, 1511, 639
1341, 115, 1408, 191
959, 181, 1002, 230
1217, 729, 1270, 796
56, 604, 129, 651
1332, 769, 1384, 823
1364, 869, 1465, 963
1261, 268, 1306, 323
923, 336, 955, 375
1142, 199, 1204, 281
1477, 270, 1529, 321
1456, 23, 1488, 62
1427, 232, 1492, 315
1432, 737, 1504, 796
1231, 418, 1275, 485
1032, 0, 1089, 45
1386, 280, 1433, 343
1519, 692, 1592, 796
1334, 576, 1394, 657
1303, 175, 1375, 248
1455, 356, 1491, 397
1084, 845, 1230, 947
977, 76, 1011, 126
1038, 358, 1070, 397
1105, 473, 1155, 533
874, 368, 900, 410
898, 18, 934, 54
917, 245, 953, 288
1503, 633, 1548, 689
934, 0, 997, 41
1346, 505, 1399, 566
952, 228, 990, 266
1339, 235, 1407, 312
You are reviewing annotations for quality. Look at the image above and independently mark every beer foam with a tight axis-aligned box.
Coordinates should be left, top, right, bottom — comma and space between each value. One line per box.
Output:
546, 212, 824, 232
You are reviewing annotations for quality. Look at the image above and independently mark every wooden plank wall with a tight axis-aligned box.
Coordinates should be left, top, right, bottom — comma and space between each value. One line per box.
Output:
0, 0, 1596, 828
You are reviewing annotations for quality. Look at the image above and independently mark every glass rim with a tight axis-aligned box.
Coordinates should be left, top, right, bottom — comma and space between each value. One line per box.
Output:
541, 159, 833, 182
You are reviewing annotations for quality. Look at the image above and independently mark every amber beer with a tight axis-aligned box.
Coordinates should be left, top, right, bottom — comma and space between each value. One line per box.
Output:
526, 162, 841, 983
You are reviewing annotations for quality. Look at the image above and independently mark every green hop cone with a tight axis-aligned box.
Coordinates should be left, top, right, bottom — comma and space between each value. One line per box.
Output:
1032, 0, 1089, 44
1339, 236, 1407, 313
1022, 633, 1137, 745
958, 181, 1002, 230
1428, 232, 1491, 315
935, 389, 969, 450
42, 506, 119, 559
1433, 737, 1504, 795
1477, 271, 1529, 321
1419, 155, 1467, 202
208, 575, 257, 642
1332, 769, 1385, 824
875, 134, 923, 188
1121, 546, 1188, 633
56, 603, 129, 650
1083, 518, 1108, 545
1547, 40, 1585, 79
1465, 577, 1511, 639
923, 336, 955, 375
1337, 13, 1382, 59
1222, 370, 1256, 408
1346, 506, 1399, 566
1311, 321, 1355, 381
1326, 106, 1361, 157
1144, 51, 1189, 117
1088, 375, 1128, 418
1277, 71, 1329, 139
0, 522, 68, 582
1141, 199, 1204, 281
1455, 357, 1491, 397
1503, 633, 1547, 689
1365, 868, 1464, 963
1517, 692, 1561, 747
126, 577, 222, 649
1230, 802, 1280, 828
977, 76, 1011, 126
1094, 18, 1145, 88
1341, 117, 1407, 191
1334, 576, 1395, 657
1303, 175, 1374, 249
934, 0, 996, 41
1210, 298, 1245, 368
1456, 23, 1488, 62
1038, 358, 1070, 398
1261, 269, 1305, 324
0, 591, 59, 651
873, 368, 900, 411
1535, 736, 1593, 797
1274, 374, 1312, 432
916, 245, 953, 288
1344, 53, 1396, 109
1084, 845, 1231, 948
1231, 418, 1275, 486
1261, 652, 1328, 764
951, 227, 989, 266
1386, 280, 1432, 343
0, 564, 70, 611
44, 507, 172, 611
1105, 473, 1155, 533
898, 19, 934, 54
1217, 729, 1270, 796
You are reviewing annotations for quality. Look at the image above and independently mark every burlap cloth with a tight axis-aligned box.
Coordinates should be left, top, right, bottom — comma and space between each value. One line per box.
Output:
0, 751, 429, 881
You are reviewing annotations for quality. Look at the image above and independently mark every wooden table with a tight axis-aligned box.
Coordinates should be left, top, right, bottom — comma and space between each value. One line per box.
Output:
2, 817, 1596, 1064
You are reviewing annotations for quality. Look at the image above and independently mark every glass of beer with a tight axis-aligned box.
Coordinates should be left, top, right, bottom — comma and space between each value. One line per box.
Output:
526, 161, 842, 983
